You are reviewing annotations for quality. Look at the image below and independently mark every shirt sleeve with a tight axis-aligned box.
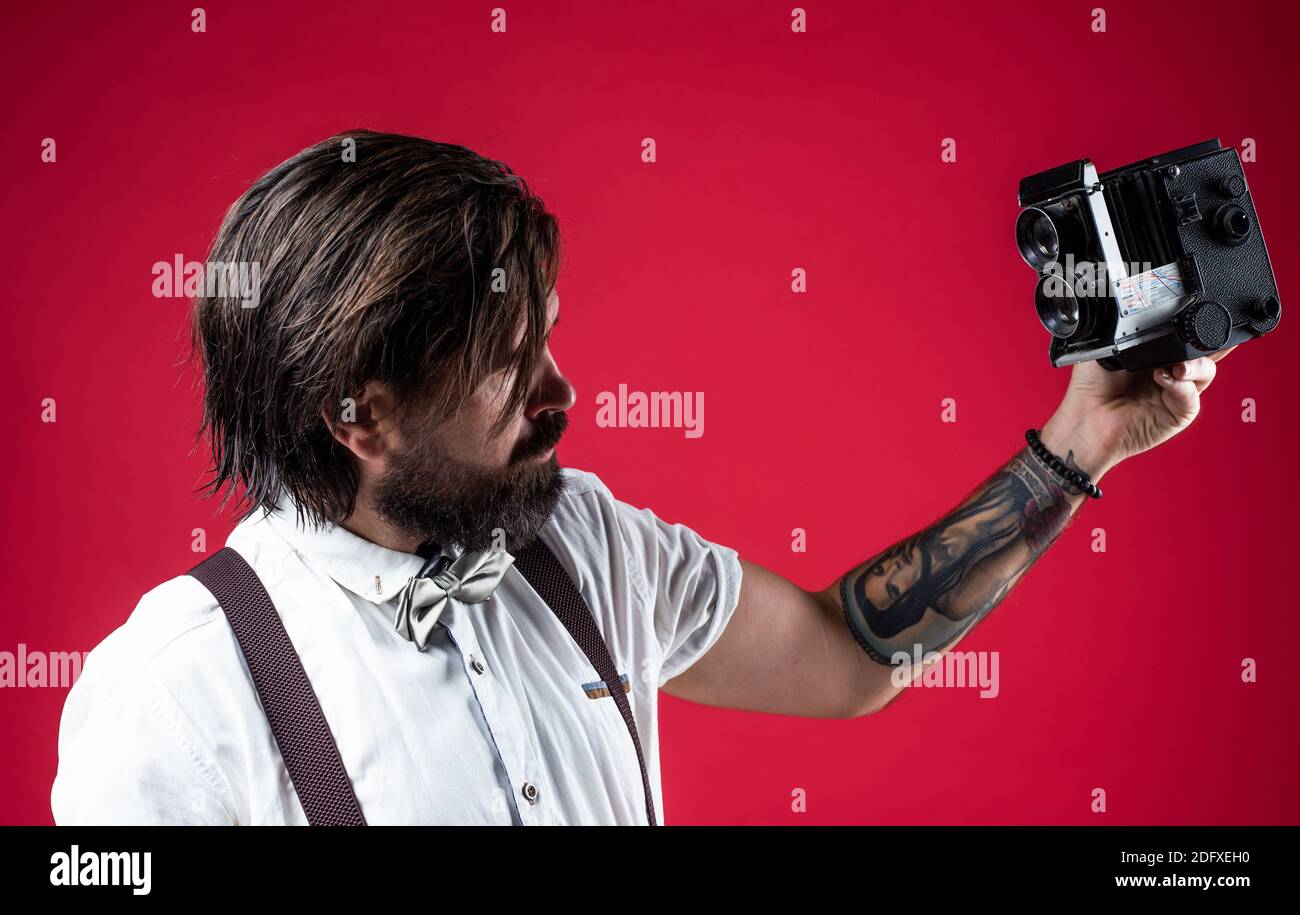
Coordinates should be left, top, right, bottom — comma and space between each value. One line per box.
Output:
50, 658, 237, 825
610, 495, 744, 689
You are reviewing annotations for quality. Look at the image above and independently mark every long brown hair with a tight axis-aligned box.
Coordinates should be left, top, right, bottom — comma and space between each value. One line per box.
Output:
190, 129, 562, 525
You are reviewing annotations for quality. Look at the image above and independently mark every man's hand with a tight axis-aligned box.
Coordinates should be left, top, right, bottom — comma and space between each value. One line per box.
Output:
1041, 347, 1236, 482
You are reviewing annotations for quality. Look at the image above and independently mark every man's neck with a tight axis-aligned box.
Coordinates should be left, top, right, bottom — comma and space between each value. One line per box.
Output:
338, 498, 425, 555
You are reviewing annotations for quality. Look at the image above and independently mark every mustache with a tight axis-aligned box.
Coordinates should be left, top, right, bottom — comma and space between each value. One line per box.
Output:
514, 410, 568, 460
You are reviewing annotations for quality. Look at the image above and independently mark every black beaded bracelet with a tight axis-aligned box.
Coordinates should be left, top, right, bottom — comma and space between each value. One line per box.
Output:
1024, 428, 1103, 499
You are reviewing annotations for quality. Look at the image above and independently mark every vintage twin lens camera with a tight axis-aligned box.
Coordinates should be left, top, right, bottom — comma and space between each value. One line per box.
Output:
1015, 139, 1281, 371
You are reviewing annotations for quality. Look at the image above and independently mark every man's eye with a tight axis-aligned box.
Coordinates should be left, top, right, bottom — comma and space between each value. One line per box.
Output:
886, 583, 901, 601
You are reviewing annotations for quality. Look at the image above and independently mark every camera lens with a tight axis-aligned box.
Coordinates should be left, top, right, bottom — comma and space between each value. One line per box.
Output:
1016, 207, 1061, 271
1034, 272, 1081, 338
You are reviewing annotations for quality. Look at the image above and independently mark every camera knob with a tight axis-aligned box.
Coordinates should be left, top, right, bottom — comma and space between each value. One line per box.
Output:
1219, 175, 1246, 198
1249, 295, 1281, 334
1176, 300, 1233, 352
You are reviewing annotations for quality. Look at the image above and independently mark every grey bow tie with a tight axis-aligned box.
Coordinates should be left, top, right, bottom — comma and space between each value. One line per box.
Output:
392, 548, 515, 650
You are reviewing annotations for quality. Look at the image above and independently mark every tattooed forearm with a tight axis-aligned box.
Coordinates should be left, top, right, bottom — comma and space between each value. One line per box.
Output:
837, 444, 1085, 666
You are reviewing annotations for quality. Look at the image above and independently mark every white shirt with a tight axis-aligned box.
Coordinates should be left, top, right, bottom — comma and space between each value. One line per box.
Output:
51, 467, 742, 825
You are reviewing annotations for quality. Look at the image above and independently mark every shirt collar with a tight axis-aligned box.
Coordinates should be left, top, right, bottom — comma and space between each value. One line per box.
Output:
249, 500, 449, 604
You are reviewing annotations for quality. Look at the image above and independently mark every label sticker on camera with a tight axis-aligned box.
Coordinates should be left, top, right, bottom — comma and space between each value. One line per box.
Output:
1116, 263, 1184, 316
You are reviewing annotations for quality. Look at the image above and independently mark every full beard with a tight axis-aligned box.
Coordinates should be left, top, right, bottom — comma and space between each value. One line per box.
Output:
373, 411, 568, 554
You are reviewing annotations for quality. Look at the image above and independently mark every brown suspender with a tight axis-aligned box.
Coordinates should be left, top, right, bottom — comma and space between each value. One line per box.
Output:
187, 537, 657, 826
189, 548, 366, 825
512, 539, 657, 826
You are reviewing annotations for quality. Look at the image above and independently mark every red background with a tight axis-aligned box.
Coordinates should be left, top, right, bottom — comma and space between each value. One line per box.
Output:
3, 0, 1297, 825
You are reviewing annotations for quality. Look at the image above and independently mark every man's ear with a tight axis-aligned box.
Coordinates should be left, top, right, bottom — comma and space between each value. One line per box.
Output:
322, 380, 400, 463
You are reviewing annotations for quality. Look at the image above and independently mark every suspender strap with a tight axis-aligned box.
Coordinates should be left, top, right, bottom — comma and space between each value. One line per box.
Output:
188, 547, 366, 826
513, 538, 659, 827
187, 539, 657, 827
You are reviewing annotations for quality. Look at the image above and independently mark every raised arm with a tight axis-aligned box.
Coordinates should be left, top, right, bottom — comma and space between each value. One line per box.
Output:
661, 350, 1233, 717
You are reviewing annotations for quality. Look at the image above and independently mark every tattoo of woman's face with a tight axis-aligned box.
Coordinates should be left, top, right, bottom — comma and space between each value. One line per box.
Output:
839, 447, 1075, 665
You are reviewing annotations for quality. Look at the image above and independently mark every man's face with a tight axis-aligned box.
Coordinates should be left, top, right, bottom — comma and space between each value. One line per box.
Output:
372, 291, 576, 553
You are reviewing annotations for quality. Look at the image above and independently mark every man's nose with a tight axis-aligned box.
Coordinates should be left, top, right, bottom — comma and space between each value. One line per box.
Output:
525, 348, 576, 419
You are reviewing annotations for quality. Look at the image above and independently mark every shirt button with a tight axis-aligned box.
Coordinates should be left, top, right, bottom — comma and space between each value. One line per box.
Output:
470, 656, 486, 675
521, 782, 539, 805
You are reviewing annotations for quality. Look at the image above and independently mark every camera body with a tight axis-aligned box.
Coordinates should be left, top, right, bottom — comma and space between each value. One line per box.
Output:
1016, 139, 1280, 371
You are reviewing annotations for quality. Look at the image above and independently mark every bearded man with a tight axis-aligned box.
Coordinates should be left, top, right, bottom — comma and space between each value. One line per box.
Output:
51, 131, 1231, 825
